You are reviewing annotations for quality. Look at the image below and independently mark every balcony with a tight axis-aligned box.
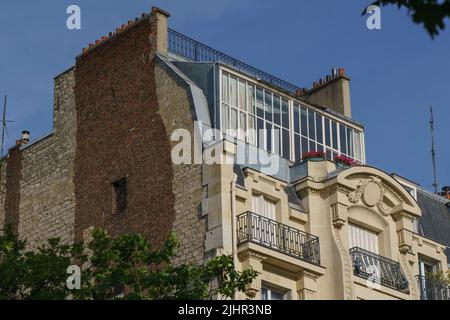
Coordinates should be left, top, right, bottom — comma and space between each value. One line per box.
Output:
236, 211, 320, 265
349, 247, 409, 291
417, 275, 450, 300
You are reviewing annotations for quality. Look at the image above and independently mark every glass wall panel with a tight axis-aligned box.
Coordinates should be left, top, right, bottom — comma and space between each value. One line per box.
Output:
332, 121, 338, 150
238, 80, 246, 110
273, 95, 281, 125
264, 91, 273, 122
282, 98, 289, 128
222, 73, 229, 103
266, 122, 272, 152
293, 104, 300, 134
308, 110, 315, 140
294, 134, 301, 161
247, 85, 255, 113
340, 124, 347, 155
301, 106, 308, 137
316, 114, 323, 144
230, 76, 237, 107
221, 103, 229, 131
282, 129, 290, 159
256, 87, 264, 118
325, 117, 331, 147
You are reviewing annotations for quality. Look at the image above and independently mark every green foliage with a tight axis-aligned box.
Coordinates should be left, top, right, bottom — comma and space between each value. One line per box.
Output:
425, 270, 450, 287
367, 0, 450, 38
0, 226, 258, 300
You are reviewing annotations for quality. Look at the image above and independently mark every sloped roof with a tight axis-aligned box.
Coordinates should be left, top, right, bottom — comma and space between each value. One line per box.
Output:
416, 188, 450, 260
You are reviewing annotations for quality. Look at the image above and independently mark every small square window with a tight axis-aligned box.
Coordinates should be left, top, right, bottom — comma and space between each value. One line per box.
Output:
113, 178, 127, 214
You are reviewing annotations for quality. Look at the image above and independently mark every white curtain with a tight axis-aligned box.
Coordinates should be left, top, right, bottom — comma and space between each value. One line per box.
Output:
348, 224, 379, 254
252, 194, 275, 220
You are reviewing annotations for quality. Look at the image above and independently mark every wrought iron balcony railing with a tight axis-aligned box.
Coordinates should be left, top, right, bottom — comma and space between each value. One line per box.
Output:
236, 211, 320, 265
349, 247, 409, 291
168, 28, 301, 95
417, 275, 450, 300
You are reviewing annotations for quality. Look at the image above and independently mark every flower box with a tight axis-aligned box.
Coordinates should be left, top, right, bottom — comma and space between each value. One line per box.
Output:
302, 151, 326, 162
334, 155, 358, 167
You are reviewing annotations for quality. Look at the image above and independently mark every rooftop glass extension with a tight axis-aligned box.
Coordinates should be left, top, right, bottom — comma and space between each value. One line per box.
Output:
220, 69, 364, 163
168, 28, 365, 164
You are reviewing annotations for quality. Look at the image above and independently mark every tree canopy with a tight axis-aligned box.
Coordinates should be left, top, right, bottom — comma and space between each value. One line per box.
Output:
367, 0, 450, 37
0, 225, 258, 300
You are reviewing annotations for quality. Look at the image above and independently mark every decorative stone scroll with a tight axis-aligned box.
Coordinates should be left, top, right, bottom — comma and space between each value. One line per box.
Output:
348, 176, 393, 216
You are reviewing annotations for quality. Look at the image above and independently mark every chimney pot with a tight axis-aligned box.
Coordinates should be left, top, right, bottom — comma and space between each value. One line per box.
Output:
331, 68, 338, 78
338, 68, 345, 77
21, 131, 30, 144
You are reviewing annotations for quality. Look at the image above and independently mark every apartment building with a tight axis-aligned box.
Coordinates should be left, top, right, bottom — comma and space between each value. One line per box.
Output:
0, 7, 449, 300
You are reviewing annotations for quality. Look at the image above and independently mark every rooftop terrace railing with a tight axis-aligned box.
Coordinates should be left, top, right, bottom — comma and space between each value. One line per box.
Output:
168, 28, 302, 95
236, 211, 320, 265
350, 247, 409, 292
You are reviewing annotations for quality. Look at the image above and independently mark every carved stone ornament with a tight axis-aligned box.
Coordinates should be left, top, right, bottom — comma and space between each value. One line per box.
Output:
348, 176, 392, 216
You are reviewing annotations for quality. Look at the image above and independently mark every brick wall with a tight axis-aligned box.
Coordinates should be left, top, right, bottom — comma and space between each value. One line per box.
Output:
0, 10, 205, 265
74, 15, 181, 252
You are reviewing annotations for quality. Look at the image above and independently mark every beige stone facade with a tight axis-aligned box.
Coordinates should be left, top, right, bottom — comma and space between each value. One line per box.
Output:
1, 7, 448, 301
202, 143, 448, 300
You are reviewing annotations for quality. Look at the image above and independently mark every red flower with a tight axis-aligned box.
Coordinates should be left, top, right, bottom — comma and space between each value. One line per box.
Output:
334, 155, 359, 166
302, 151, 326, 161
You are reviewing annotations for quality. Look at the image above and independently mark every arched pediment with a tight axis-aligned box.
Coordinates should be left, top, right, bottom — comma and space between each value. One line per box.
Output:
336, 166, 421, 218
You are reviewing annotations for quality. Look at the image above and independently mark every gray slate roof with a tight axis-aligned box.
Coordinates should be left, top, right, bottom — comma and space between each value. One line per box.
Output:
416, 188, 450, 261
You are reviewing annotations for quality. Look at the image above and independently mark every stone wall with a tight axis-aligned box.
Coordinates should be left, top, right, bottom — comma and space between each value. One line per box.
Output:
155, 61, 205, 265
16, 69, 76, 249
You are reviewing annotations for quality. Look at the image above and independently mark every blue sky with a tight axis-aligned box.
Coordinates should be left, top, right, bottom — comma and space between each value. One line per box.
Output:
0, 0, 449, 191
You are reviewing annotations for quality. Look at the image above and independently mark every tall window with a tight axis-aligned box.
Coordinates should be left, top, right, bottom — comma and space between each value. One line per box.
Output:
348, 224, 379, 254
113, 178, 127, 214
220, 69, 364, 163
252, 194, 275, 220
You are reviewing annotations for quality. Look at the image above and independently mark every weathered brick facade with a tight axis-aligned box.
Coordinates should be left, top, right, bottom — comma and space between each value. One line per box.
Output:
0, 8, 205, 264
73, 13, 176, 249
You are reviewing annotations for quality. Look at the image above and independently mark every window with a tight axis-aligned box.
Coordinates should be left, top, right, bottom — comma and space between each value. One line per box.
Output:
419, 260, 436, 277
348, 224, 379, 254
261, 286, 289, 300
219, 69, 364, 163
252, 194, 275, 220
113, 178, 127, 214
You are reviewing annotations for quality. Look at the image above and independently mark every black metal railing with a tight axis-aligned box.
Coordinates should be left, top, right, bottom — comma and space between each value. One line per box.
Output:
349, 247, 409, 291
417, 275, 450, 300
168, 28, 301, 95
236, 211, 320, 265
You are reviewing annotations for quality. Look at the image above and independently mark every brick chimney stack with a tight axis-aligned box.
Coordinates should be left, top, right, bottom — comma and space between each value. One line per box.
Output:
304, 67, 352, 117
441, 186, 450, 200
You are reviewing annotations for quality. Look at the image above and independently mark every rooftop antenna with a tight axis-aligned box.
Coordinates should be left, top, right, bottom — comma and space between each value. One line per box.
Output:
429, 106, 439, 194
0, 95, 14, 159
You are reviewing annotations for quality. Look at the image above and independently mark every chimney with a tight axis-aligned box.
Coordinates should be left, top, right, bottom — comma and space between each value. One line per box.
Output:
21, 130, 30, 144
441, 186, 450, 200
151, 7, 170, 57
305, 67, 352, 117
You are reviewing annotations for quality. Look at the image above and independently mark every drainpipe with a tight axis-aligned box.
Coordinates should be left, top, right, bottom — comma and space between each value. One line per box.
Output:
230, 173, 238, 300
